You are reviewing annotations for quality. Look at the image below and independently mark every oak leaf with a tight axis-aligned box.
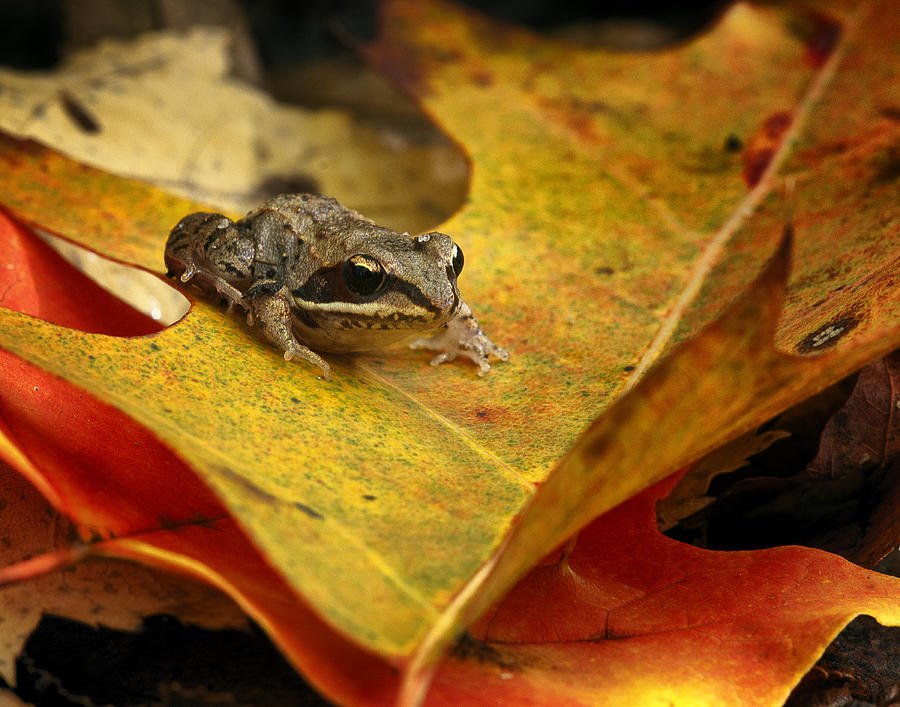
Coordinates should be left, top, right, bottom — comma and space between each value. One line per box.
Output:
0, 211, 396, 705
0, 0, 897, 704
422, 472, 900, 706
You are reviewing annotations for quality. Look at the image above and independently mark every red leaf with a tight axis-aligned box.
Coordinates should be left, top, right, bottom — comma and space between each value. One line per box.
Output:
0, 210, 401, 705
423, 472, 900, 705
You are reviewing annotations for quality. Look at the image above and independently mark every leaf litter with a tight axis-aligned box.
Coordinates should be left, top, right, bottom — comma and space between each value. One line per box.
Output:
0, 0, 898, 704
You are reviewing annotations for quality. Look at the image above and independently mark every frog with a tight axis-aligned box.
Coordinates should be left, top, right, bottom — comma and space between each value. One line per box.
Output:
164, 193, 509, 380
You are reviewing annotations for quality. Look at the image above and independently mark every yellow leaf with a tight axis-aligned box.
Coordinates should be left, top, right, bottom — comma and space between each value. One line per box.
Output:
0, 0, 897, 687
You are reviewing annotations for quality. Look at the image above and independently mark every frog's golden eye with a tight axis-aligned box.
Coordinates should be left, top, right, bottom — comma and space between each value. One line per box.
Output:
451, 244, 464, 278
344, 254, 386, 296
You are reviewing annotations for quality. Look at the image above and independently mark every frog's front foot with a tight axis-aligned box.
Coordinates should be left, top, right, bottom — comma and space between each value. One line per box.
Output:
283, 340, 331, 381
248, 292, 331, 380
410, 300, 509, 376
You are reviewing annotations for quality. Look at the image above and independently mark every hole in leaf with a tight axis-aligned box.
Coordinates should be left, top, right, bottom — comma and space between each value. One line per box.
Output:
0, 207, 187, 337
37, 230, 189, 327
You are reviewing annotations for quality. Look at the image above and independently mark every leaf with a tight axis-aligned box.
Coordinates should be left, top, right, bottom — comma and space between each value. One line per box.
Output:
0, 28, 466, 232
0, 204, 163, 337
0, 459, 246, 684
0, 212, 398, 705
421, 473, 900, 706
676, 352, 900, 567
402, 232, 900, 704
0, 0, 897, 702
813, 354, 900, 567
0, 196, 536, 658
656, 427, 792, 532
808, 353, 900, 478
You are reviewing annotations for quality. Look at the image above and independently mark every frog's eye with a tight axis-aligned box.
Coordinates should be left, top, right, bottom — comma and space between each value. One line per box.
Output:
344, 254, 386, 296
451, 245, 464, 278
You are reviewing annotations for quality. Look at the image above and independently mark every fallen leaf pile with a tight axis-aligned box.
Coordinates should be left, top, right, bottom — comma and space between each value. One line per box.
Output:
0, 0, 898, 704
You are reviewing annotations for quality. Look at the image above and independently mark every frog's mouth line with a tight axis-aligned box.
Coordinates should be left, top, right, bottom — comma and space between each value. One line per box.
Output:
293, 298, 450, 329
295, 299, 437, 316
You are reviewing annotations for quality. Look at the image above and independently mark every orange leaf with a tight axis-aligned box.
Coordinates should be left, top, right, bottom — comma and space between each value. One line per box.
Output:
424, 472, 900, 706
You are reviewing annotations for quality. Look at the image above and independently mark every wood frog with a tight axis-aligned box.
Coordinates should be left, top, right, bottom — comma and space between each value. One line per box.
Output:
164, 194, 508, 380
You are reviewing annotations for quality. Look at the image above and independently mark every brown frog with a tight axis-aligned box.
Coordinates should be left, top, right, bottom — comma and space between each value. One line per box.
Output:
164, 194, 508, 380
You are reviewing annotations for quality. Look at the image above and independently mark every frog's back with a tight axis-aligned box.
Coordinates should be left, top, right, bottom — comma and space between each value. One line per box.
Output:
243, 194, 373, 232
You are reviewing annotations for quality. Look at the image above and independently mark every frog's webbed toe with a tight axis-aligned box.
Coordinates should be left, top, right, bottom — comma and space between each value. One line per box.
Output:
165, 251, 245, 314
175, 264, 197, 282
248, 292, 331, 380
410, 300, 509, 376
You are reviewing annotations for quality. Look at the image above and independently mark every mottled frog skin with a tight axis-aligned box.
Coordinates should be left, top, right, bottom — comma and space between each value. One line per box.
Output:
164, 194, 508, 380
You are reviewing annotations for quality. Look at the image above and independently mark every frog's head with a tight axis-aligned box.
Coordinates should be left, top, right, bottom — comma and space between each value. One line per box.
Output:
291, 226, 465, 352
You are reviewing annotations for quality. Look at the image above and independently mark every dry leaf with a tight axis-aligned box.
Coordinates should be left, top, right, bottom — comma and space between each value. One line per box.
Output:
656, 427, 791, 531
0, 27, 466, 231
0, 461, 246, 684
0, 0, 897, 703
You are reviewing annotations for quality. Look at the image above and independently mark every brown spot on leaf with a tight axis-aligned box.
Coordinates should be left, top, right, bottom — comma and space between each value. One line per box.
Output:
742, 148, 775, 188
58, 90, 101, 134
872, 144, 900, 184
534, 96, 605, 145
215, 465, 278, 503
881, 106, 900, 122
294, 502, 324, 520
741, 111, 792, 187
762, 112, 792, 139
473, 406, 506, 423
452, 633, 519, 670
797, 314, 860, 354
796, 11, 843, 69
723, 134, 744, 153
468, 68, 494, 87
